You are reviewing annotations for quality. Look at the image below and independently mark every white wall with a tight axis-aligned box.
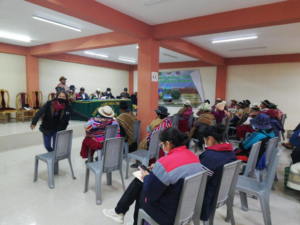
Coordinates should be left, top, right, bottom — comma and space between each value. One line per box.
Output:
0, 53, 26, 109
39, 59, 129, 99
227, 63, 300, 130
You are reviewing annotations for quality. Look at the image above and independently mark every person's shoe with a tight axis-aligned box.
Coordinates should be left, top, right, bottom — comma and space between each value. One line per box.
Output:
130, 161, 140, 168
103, 208, 124, 224
282, 143, 294, 150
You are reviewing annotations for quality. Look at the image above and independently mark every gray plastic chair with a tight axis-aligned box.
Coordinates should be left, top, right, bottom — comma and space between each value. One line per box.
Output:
84, 137, 125, 205
188, 112, 194, 130
124, 120, 141, 162
137, 170, 208, 225
280, 114, 287, 140
236, 148, 281, 225
204, 160, 242, 225
243, 141, 262, 179
224, 116, 231, 142
34, 130, 76, 189
126, 130, 161, 179
221, 117, 226, 125
172, 114, 180, 127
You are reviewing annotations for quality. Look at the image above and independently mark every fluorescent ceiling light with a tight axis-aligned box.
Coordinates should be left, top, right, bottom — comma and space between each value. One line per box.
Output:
136, 45, 139, 49
85, 51, 108, 58
212, 36, 257, 44
0, 31, 30, 42
32, 16, 81, 32
142, 0, 170, 6
118, 58, 136, 63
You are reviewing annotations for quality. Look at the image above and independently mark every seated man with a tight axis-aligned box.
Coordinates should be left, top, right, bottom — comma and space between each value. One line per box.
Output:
78, 87, 90, 100
91, 88, 102, 99
56, 76, 69, 93
103, 87, 115, 99
282, 123, 300, 150
211, 101, 226, 124
80, 106, 120, 162
116, 101, 137, 151
120, 88, 130, 99
177, 100, 193, 132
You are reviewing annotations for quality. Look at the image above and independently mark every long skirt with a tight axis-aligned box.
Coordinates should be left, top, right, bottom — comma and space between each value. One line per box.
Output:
236, 125, 254, 139
80, 137, 103, 159
178, 120, 190, 132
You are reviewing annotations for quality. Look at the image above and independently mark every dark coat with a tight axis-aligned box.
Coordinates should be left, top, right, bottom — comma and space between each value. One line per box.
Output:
77, 93, 90, 100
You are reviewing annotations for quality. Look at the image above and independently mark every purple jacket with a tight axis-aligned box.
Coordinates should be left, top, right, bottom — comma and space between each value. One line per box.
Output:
211, 110, 226, 124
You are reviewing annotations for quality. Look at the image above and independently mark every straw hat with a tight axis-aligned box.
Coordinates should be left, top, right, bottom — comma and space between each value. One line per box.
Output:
98, 106, 114, 118
216, 101, 226, 111
59, 76, 67, 81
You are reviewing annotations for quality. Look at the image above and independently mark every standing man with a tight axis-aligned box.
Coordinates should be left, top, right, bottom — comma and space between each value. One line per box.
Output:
120, 88, 130, 99
103, 88, 115, 99
78, 87, 90, 100
56, 76, 69, 93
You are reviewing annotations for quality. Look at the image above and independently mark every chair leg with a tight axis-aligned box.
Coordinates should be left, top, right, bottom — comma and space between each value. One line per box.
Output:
126, 157, 130, 179
54, 161, 59, 175
2, 113, 5, 124
22, 111, 25, 123
225, 200, 235, 225
208, 207, 216, 225
34, 156, 39, 182
259, 194, 272, 225
8, 113, 10, 122
84, 167, 90, 193
119, 169, 126, 191
282, 132, 285, 141
47, 161, 55, 189
15, 112, 19, 122
274, 172, 278, 181
194, 141, 198, 153
68, 158, 76, 179
239, 191, 249, 211
95, 171, 103, 205
124, 142, 129, 162
106, 172, 112, 186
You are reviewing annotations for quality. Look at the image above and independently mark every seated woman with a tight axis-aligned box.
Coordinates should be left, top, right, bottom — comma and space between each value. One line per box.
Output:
211, 101, 226, 124
130, 106, 172, 168
234, 113, 275, 169
80, 106, 120, 162
269, 102, 283, 120
282, 123, 300, 150
103, 127, 202, 225
188, 102, 215, 146
177, 100, 193, 132
265, 109, 283, 137
230, 101, 245, 127
200, 124, 237, 221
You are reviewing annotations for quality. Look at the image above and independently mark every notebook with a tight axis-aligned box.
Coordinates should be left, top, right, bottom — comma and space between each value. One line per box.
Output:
132, 170, 144, 183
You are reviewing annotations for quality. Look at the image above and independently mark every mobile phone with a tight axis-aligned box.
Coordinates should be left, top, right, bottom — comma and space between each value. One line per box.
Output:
138, 165, 151, 173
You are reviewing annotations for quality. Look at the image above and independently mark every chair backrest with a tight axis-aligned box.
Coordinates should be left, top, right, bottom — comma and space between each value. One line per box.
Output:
132, 120, 141, 143
224, 116, 231, 134
241, 114, 249, 124
243, 141, 261, 178
89, 93, 93, 99
214, 160, 242, 208
0, 89, 10, 108
221, 117, 226, 125
54, 130, 73, 160
172, 114, 180, 127
263, 148, 281, 190
48, 93, 56, 101
148, 130, 162, 159
265, 137, 278, 168
174, 171, 208, 225
211, 120, 216, 126
188, 112, 194, 130
16, 92, 32, 110
280, 114, 287, 128
30, 90, 43, 108
102, 137, 124, 173
168, 116, 174, 123
104, 125, 119, 140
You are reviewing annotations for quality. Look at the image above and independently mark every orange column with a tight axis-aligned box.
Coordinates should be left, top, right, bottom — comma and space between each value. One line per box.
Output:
129, 70, 134, 95
215, 65, 227, 100
26, 54, 39, 93
137, 38, 160, 140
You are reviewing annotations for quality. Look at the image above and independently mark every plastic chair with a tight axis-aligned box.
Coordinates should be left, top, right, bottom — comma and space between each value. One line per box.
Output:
236, 148, 281, 225
124, 120, 141, 162
47, 93, 56, 101
34, 130, 76, 189
224, 116, 231, 142
84, 137, 125, 205
203, 160, 242, 225
16, 92, 36, 122
221, 117, 226, 125
0, 89, 18, 124
126, 130, 161, 179
242, 142, 262, 179
137, 170, 208, 225
30, 90, 43, 112
172, 114, 180, 127
188, 112, 194, 130
280, 114, 287, 140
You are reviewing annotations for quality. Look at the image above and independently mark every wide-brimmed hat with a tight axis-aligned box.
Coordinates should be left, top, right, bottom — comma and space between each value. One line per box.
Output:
265, 109, 277, 119
118, 101, 128, 109
69, 85, 76, 90
216, 101, 226, 111
261, 100, 271, 108
250, 113, 272, 130
59, 76, 67, 81
98, 106, 114, 118
231, 99, 238, 103
243, 99, 251, 107
216, 98, 222, 102
251, 103, 260, 111
236, 102, 245, 108
198, 103, 211, 111
96, 88, 101, 92
154, 106, 169, 116
183, 100, 191, 107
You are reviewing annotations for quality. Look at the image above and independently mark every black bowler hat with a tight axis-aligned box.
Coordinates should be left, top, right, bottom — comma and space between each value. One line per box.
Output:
236, 102, 245, 108
80, 87, 85, 91
154, 106, 169, 116
261, 100, 271, 108
70, 85, 76, 90
124, 88, 128, 91
243, 99, 251, 107
107, 88, 111, 91
119, 101, 128, 109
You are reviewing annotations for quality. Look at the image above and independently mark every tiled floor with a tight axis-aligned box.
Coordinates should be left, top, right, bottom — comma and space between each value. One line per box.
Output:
0, 136, 299, 225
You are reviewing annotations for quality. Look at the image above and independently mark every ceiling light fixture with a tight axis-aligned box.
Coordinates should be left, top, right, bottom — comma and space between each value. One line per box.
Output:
32, 16, 81, 32
0, 31, 31, 42
163, 53, 178, 59
85, 51, 108, 58
142, 0, 170, 6
212, 36, 257, 44
118, 58, 136, 63
229, 46, 267, 52
136, 45, 139, 49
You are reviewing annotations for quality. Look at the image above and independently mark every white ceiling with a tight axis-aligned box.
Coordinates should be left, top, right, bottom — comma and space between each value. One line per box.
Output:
184, 22, 300, 58
69, 45, 198, 64
0, 0, 111, 47
95, 0, 285, 25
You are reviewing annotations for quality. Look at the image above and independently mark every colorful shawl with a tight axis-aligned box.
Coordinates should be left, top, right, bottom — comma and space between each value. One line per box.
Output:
146, 117, 172, 143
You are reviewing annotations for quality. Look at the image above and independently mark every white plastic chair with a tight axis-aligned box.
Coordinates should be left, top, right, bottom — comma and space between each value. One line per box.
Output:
34, 130, 76, 189
124, 120, 141, 162
137, 170, 208, 225
84, 137, 125, 205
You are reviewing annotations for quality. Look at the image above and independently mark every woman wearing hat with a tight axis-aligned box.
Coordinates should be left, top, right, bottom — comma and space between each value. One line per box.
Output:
234, 113, 275, 169
265, 109, 283, 137
30, 91, 89, 152
177, 100, 193, 132
230, 102, 245, 127
211, 98, 222, 112
260, 100, 271, 112
228, 99, 238, 109
80, 106, 120, 161
211, 101, 226, 125
243, 99, 251, 114
69, 85, 80, 101
91, 88, 102, 99
56, 76, 69, 93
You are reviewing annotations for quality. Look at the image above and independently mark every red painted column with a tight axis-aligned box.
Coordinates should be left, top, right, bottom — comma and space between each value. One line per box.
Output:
129, 70, 134, 95
137, 38, 159, 140
26, 54, 39, 93
215, 65, 227, 100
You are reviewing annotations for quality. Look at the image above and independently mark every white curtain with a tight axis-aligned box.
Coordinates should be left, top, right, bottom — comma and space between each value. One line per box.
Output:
190, 70, 205, 101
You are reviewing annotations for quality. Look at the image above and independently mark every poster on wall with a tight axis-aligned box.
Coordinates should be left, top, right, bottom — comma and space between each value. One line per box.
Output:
158, 70, 204, 108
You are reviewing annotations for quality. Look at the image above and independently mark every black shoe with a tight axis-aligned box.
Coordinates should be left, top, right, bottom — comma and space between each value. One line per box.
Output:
130, 162, 140, 168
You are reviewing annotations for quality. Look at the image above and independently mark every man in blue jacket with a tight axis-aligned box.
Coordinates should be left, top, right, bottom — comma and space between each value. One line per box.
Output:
77, 87, 89, 100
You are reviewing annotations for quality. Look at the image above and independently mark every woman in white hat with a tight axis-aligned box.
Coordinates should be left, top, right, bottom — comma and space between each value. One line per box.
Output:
80, 106, 120, 162
177, 100, 193, 132
91, 88, 102, 99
